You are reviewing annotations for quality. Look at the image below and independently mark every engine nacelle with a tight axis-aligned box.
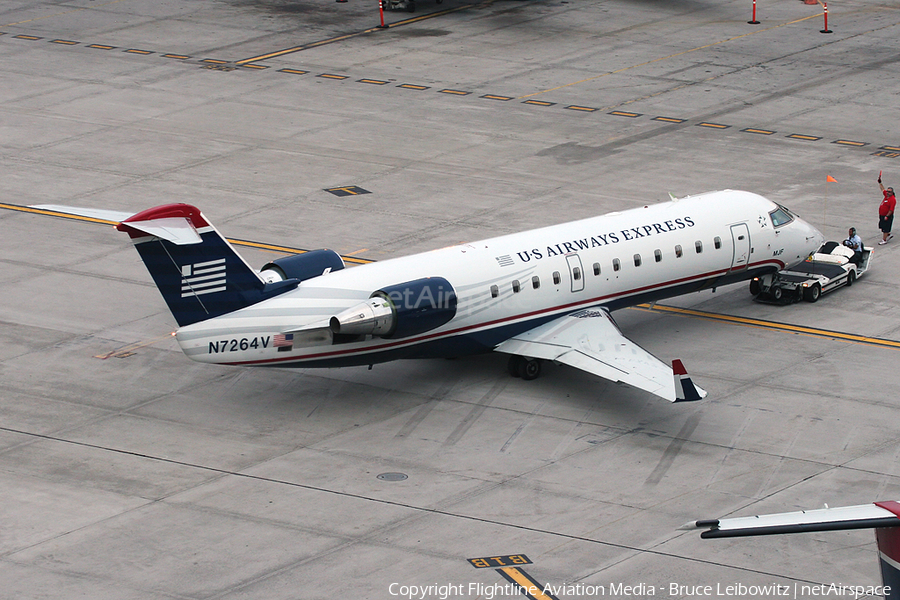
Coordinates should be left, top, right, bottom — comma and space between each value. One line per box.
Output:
330, 277, 457, 339
259, 249, 345, 284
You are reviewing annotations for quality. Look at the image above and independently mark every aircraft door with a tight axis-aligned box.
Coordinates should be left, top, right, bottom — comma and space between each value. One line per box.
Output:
729, 223, 751, 272
565, 253, 585, 293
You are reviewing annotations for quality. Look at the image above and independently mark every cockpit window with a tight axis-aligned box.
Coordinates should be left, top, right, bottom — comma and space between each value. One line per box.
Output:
769, 206, 794, 228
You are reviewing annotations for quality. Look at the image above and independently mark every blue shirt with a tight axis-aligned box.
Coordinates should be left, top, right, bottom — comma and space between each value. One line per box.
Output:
844, 234, 862, 251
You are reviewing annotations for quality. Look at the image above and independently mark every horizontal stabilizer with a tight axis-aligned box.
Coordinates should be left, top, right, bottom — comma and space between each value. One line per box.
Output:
31, 204, 136, 223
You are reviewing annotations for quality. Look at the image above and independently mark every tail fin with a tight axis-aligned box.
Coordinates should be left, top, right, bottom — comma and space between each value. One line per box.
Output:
875, 502, 900, 599
672, 359, 707, 401
116, 204, 296, 326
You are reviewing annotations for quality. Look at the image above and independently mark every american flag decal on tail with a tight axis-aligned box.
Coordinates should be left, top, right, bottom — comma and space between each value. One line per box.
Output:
181, 258, 227, 298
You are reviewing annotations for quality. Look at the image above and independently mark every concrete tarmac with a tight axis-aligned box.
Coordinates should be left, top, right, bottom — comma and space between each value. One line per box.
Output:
2, 1, 900, 598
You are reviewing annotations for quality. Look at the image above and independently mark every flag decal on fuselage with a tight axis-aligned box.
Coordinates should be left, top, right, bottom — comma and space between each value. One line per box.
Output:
274, 333, 294, 352
181, 258, 226, 298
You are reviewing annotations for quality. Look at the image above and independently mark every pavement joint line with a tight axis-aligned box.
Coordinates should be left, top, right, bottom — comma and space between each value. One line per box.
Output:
517, 11, 823, 100
0, 422, 833, 588
234, 2, 478, 65
0, 0, 128, 28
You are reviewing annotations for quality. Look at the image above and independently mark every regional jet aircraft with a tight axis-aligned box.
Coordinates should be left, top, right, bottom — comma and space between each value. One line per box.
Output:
683, 501, 900, 599
36, 190, 823, 402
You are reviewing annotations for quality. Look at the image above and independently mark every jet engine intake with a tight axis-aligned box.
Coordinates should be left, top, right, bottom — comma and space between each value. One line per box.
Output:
329, 277, 457, 339
260, 249, 345, 283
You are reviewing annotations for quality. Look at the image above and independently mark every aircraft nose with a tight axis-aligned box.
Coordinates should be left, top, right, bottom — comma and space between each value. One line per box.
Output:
800, 218, 825, 253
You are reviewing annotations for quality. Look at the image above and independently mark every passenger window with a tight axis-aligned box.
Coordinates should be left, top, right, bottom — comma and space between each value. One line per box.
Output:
695, 240, 703, 254
714, 236, 722, 249
675, 245, 683, 258
573, 267, 581, 280
654, 249, 662, 263
553, 271, 561, 285
490, 284, 499, 298
532, 276, 540, 289
512, 280, 520, 293
593, 262, 601, 276
613, 258, 621, 272
633, 254, 642, 267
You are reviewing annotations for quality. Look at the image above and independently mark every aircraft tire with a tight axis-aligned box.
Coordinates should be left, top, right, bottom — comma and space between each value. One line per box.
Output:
749, 279, 760, 296
507, 355, 522, 377
517, 357, 541, 380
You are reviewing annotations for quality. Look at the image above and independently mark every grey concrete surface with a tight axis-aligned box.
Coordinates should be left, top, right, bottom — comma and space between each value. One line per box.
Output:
2, 0, 900, 598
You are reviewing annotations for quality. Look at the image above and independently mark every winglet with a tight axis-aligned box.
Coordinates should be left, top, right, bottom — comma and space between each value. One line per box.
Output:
673, 359, 707, 401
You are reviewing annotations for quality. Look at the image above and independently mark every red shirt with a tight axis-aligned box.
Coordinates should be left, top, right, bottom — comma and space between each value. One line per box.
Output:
880, 191, 896, 217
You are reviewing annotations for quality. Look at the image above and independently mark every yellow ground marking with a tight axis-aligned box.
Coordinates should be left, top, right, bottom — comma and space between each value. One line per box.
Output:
497, 567, 558, 600
787, 133, 821, 141
94, 333, 175, 359
742, 128, 775, 135
633, 303, 900, 350
519, 12, 823, 100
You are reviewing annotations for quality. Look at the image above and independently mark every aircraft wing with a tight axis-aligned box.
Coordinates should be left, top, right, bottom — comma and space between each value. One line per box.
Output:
494, 307, 705, 402
681, 501, 900, 538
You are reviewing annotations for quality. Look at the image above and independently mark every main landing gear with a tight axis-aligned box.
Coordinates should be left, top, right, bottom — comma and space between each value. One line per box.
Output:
507, 355, 542, 380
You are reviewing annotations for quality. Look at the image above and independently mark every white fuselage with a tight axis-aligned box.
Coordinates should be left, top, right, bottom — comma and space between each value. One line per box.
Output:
175, 190, 824, 367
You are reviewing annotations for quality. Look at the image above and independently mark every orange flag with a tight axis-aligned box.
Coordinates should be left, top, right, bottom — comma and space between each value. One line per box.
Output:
826, 175, 838, 182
